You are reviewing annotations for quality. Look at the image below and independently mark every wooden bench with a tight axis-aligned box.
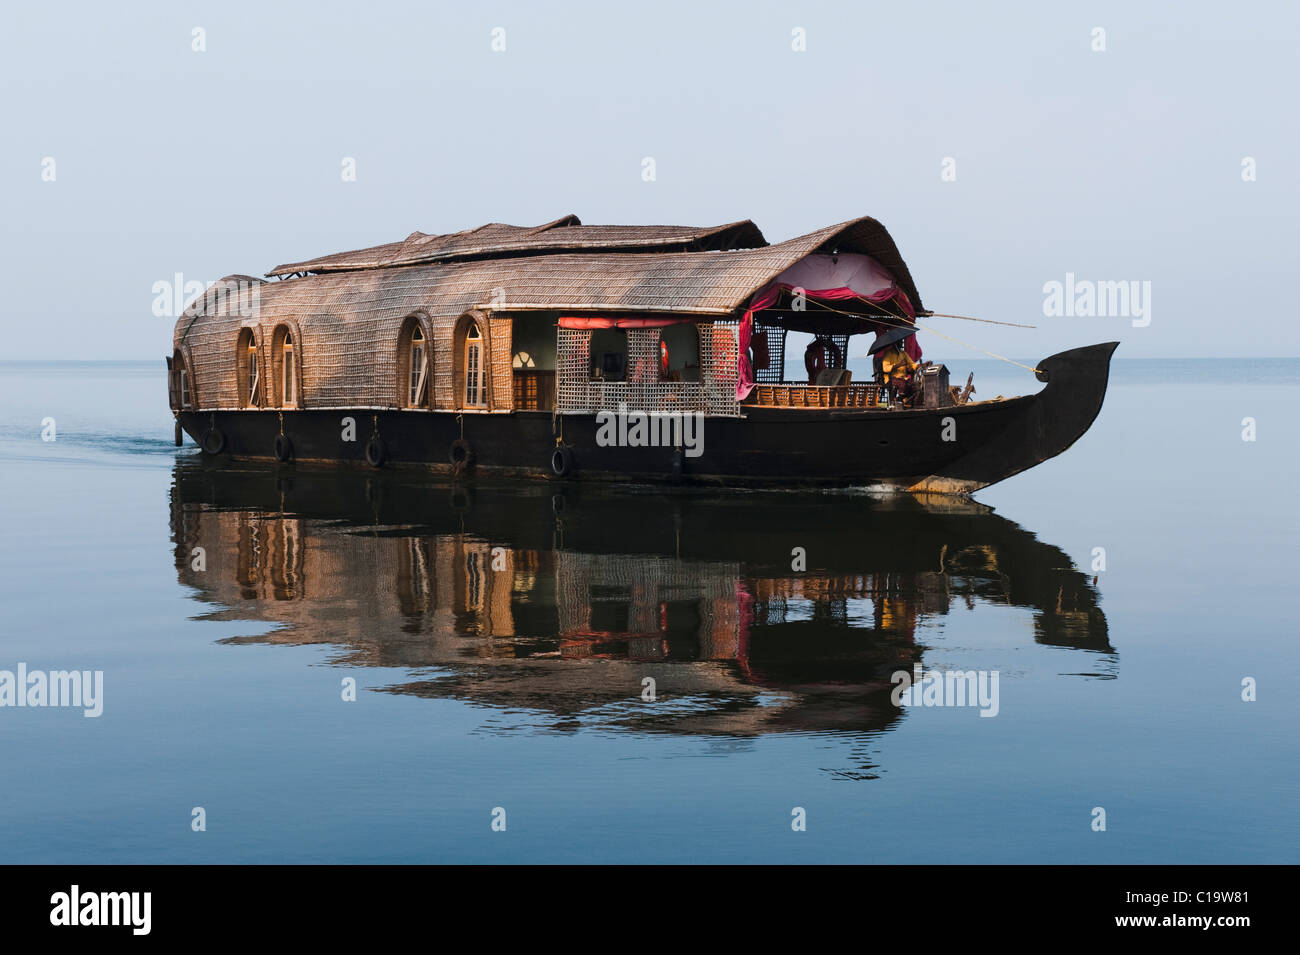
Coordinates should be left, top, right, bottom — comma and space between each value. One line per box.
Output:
748, 383, 883, 408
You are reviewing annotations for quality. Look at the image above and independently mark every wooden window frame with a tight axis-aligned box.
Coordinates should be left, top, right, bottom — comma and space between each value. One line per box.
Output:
408, 325, 428, 407
248, 345, 260, 406
280, 330, 297, 409
464, 324, 486, 409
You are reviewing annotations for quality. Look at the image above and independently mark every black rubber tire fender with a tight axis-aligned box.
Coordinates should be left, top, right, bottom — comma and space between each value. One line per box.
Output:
550, 445, 574, 477
201, 428, 226, 455
449, 438, 475, 470
365, 435, 386, 468
273, 432, 293, 462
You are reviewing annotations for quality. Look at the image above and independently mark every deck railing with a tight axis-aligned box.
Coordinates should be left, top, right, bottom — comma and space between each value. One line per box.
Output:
746, 382, 885, 409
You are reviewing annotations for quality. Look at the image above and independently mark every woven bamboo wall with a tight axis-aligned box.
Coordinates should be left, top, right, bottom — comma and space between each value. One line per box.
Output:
488, 315, 513, 410
432, 320, 455, 409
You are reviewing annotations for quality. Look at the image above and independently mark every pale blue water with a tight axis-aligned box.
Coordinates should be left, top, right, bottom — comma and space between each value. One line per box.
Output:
0, 359, 1296, 863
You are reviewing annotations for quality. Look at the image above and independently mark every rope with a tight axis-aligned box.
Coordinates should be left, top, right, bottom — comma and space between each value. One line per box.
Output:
793, 300, 1042, 375
925, 312, 1037, 329
906, 322, 1042, 375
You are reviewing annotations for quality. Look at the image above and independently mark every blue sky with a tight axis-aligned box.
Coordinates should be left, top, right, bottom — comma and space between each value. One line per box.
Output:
2, 0, 1296, 360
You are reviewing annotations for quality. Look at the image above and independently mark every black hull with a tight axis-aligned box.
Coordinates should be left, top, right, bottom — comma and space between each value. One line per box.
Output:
178, 342, 1117, 494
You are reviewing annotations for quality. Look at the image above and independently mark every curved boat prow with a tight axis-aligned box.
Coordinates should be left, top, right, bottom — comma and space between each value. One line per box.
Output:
908, 341, 1119, 495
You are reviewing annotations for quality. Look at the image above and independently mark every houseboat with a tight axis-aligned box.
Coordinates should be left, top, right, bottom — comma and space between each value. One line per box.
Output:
168, 214, 1117, 493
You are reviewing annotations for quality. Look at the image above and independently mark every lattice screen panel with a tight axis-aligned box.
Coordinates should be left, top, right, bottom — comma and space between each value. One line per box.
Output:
557, 324, 739, 418
753, 320, 787, 384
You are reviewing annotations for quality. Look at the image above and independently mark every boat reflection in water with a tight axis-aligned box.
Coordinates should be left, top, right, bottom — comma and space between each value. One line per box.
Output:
169, 460, 1112, 749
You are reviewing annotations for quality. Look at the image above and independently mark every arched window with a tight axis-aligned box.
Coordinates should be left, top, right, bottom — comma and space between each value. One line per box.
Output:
249, 342, 260, 404
464, 323, 486, 408
169, 349, 192, 410
236, 329, 261, 407
452, 312, 491, 411
282, 332, 296, 407
271, 325, 300, 408
396, 314, 431, 409
409, 325, 428, 406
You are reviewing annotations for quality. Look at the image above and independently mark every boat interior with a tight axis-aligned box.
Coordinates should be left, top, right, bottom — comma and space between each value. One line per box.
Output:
744, 291, 935, 410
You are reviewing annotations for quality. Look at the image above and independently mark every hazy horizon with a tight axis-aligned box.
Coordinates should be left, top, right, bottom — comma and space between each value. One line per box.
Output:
3, 0, 1296, 361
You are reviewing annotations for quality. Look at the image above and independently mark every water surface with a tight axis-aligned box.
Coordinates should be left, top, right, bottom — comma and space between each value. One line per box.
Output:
0, 359, 1295, 863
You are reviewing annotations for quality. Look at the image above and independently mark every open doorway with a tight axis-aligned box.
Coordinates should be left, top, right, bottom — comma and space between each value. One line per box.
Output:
511, 315, 557, 410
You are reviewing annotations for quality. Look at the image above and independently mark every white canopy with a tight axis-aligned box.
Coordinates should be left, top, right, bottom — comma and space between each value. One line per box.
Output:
769, 252, 897, 299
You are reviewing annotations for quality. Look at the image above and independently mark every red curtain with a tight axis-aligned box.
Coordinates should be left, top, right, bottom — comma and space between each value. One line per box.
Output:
736, 284, 918, 399
558, 316, 697, 329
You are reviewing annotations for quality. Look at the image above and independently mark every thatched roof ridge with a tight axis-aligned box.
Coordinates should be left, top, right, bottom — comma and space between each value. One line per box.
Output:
180, 216, 924, 343
267, 215, 769, 277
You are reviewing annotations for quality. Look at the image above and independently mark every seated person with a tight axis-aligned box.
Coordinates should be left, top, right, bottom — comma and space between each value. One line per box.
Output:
875, 342, 918, 404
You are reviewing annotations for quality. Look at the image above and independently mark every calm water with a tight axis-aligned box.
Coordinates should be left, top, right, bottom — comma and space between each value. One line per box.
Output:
0, 358, 1296, 863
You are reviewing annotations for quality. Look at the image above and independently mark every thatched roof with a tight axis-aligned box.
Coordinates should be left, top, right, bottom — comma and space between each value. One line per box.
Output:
228, 215, 925, 324
173, 215, 925, 411
267, 214, 769, 277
